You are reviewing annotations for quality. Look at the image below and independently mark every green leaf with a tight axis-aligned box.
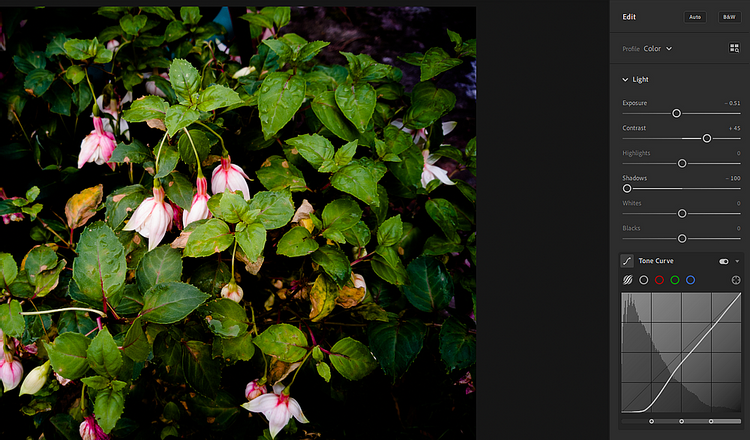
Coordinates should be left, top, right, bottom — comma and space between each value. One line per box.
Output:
253, 323, 308, 362
189, 260, 231, 296
311, 245, 351, 287
142, 6, 176, 21
256, 155, 307, 192
403, 81, 456, 130
262, 39, 293, 64
187, 390, 242, 431
43, 80, 73, 116
439, 317, 476, 370
377, 215, 403, 247
165, 20, 189, 42
311, 91, 360, 143
94, 388, 125, 434
199, 298, 249, 338
110, 140, 153, 164
273, 6, 291, 28
119, 13, 148, 35
122, 71, 143, 91
46, 33, 69, 58
23, 245, 57, 284
258, 72, 306, 140
387, 143, 423, 191
45, 332, 92, 380
335, 83, 376, 133
322, 198, 362, 232
165, 104, 200, 137
34, 259, 66, 297
401, 257, 453, 312
184, 219, 234, 258
215, 191, 250, 224
286, 133, 334, 170
342, 221, 371, 248
169, 59, 200, 104
80, 375, 110, 390
105, 185, 148, 231
329, 337, 377, 380
367, 315, 426, 380
136, 245, 183, 294
64, 39, 95, 60
308, 274, 338, 322
153, 141, 179, 178
197, 84, 242, 112
140, 281, 210, 324
422, 236, 464, 256
236, 222, 266, 262
420, 47, 463, 81
0, 299, 25, 338
65, 65, 86, 85
122, 95, 169, 122
163, 171, 195, 211
277, 226, 319, 257
73, 222, 127, 304
133, 33, 164, 49
177, 129, 210, 167
87, 326, 123, 379
122, 318, 150, 362
371, 254, 408, 286
425, 198, 460, 243
24, 68, 55, 97
180, 6, 202, 25
316, 361, 331, 382
298, 41, 330, 62
221, 332, 256, 362
0, 253, 18, 290
331, 162, 379, 206
248, 190, 294, 230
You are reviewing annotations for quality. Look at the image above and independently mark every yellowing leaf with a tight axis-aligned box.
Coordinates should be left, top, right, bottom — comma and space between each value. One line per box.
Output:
65, 184, 103, 230
309, 274, 338, 322
336, 285, 365, 308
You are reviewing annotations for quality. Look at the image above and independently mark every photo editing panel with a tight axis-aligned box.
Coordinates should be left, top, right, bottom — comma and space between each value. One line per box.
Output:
611, 2, 748, 439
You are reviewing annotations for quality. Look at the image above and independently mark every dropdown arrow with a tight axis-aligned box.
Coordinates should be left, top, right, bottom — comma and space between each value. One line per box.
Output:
666, 46, 672, 50
622, 77, 628, 82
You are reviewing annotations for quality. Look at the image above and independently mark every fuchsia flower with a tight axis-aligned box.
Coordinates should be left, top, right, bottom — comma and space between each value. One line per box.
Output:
0, 355, 23, 392
245, 378, 268, 401
79, 414, 110, 440
123, 185, 174, 251
241, 383, 309, 439
421, 149, 455, 188
211, 155, 251, 201
221, 282, 244, 303
78, 116, 117, 171
391, 119, 457, 145
0, 188, 24, 224
96, 92, 132, 140
183, 176, 212, 227
143, 72, 169, 98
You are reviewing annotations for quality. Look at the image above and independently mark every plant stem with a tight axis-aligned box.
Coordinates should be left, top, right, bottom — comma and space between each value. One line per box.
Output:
11, 110, 31, 146
84, 68, 99, 116
183, 128, 204, 177
20, 306, 107, 318
286, 349, 312, 391
154, 132, 169, 176
195, 120, 228, 156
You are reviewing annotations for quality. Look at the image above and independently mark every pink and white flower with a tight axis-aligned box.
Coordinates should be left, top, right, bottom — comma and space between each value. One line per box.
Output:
390, 119, 457, 145
78, 117, 117, 170
79, 414, 110, 440
421, 149, 455, 188
143, 72, 170, 98
95, 92, 132, 140
241, 383, 309, 439
245, 378, 268, 401
123, 185, 174, 251
221, 282, 244, 303
182, 176, 212, 227
0, 355, 23, 392
211, 155, 251, 201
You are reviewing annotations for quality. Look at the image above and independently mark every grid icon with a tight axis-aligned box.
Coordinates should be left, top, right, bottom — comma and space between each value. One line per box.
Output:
729, 42, 740, 53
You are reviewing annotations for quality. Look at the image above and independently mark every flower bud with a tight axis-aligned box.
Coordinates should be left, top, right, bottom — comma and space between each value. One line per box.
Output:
233, 66, 256, 79
351, 273, 367, 298
0, 355, 23, 392
245, 379, 267, 401
18, 360, 51, 396
221, 282, 244, 303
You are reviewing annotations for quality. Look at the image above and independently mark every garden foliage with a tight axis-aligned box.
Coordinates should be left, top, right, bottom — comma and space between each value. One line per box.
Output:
0, 6, 475, 439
